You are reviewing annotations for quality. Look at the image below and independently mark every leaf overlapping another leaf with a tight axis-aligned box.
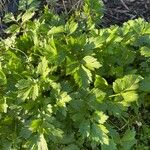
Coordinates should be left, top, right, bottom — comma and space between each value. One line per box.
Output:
16, 79, 39, 100
0, 0, 149, 149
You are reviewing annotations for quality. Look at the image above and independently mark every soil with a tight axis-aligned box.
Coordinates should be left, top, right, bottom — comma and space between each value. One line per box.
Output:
49, 0, 150, 26
101, 0, 150, 27
0, 0, 150, 35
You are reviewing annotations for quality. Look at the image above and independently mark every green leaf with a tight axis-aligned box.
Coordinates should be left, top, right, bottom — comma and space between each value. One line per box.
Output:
101, 139, 117, 150
107, 101, 127, 117
0, 98, 8, 113
83, 55, 102, 71
112, 75, 142, 105
135, 35, 150, 47
37, 57, 50, 78
94, 75, 108, 88
92, 88, 106, 103
1, 139, 12, 150
20, 127, 32, 139
18, 0, 40, 11
17, 87, 32, 100
121, 91, 138, 102
140, 46, 150, 57
120, 128, 136, 150
27, 134, 48, 150
119, 91, 138, 107
44, 36, 57, 56
66, 59, 79, 75
93, 111, 108, 124
16, 79, 39, 100
16, 79, 33, 90
62, 144, 80, 150
46, 104, 53, 114
37, 134, 48, 150
22, 11, 35, 23
79, 119, 91, 137
65, 20, 78, 35
48, 26, 64, 35
30, 119, 42, 132
5, 24, 20, 34
88, 36, 106, 48
32, 84, 39, 100
66, 62, 79, 75
3, 13, 16, 23
113, 75, 142, 93
84, 0, 104, 23
106, 27, 119, 43
91, 123, 109, 145
1, 4, 150, 149
74, 65, 92, 88
140, 76, 150, 92
61, 134, 75, 144
0, 70, 7, 86
56, 92, 72, 107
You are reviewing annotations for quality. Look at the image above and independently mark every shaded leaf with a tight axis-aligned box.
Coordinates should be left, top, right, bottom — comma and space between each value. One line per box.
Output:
101, 139, 117, 150
62, 144, 80, 150
79, 119, 91, 137
74, 65, 92, 88
120, 128, 136, 150
0, 70, 7, 86
91, 123, 109, 145
140, 76, 150, 92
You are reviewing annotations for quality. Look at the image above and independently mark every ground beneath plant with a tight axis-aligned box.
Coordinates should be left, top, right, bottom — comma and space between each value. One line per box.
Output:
0, 0, 150, 36
51, 0, 150, 26
101, 0, 150, 27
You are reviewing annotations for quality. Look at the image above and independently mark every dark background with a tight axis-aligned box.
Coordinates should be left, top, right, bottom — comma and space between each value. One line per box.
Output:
0, 0, 150, 33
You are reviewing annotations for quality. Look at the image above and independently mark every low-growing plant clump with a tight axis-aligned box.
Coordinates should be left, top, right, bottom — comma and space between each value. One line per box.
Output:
0, 0, 150, 149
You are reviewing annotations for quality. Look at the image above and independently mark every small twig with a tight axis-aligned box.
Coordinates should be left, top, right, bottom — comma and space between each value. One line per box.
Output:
144, 2, 148, 9
62, 0, 68, 14
114, 9, 129, 13
10, 46, 29, 61
68, 0, 82, 15
104, 12, 120, 20
120, 0, 129, 10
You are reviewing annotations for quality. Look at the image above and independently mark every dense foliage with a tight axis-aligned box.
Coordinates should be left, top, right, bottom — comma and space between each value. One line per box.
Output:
0, 0, 150, 149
